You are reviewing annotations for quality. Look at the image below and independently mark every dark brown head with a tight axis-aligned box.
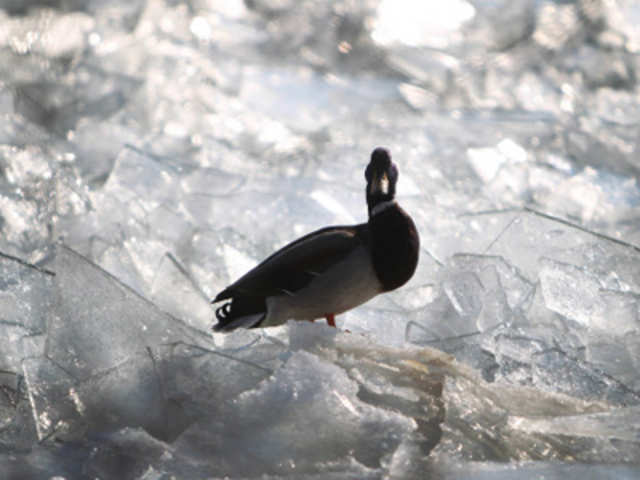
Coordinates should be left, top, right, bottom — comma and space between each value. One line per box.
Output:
365, 147, 398, 216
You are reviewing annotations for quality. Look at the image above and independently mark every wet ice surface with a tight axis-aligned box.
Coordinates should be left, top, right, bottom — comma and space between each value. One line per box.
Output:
1, 0, 640, 478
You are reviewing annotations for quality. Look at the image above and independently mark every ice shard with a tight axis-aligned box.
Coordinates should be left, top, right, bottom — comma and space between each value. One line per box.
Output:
23, 245, 208, 441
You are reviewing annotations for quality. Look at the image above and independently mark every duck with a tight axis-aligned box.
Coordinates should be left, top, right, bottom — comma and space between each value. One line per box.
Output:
212, 147, 419, 331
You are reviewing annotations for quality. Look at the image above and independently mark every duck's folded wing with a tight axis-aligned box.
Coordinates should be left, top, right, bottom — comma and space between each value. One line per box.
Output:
213, 225, 366, 302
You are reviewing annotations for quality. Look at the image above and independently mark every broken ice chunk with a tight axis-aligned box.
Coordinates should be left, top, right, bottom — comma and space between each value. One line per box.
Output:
466, 138, 527, 183
0, 326, 36, 385
387, 283, 438, 311
538, 258, 640, 334
585, 330, 640, 392
433, 374, 618, 463
173, 350, 415, 476
154, 336, 280, 417
25, 321, 277, 444
532, 2, 580, 50
449, 254, 534, 311
23, 349, 187, 442
150, 253, 212, 331
442, 266, 510, 332
182, 189, 289, 249
0, 9, 95, 59
536, 167, 610, 223
0, 253, 54, 371
372, 0, 475, 49
530, 348, 638, 405
420, 209, 522, 264
0, 442, 88, 479
577, 244, 640, 294
103, 147, 179, 208
398, 83, 438, 111
593, 289, 640, 335
180, 166, 245, 197
70, 120, 140, 187
0, 192, 53, 260
508, 405, 640, 457
427, 457, 640, 479
342, 306, 411, 347
405, 292, 480, 346
443, 272, 484, 321
407, 261, 512, 347
47, 245, 200, 381
82, 427, 175, 479
538, 258, 605, 328
0, 255, 53, 333
484, 210, 613, 282
22, 356, 84, 441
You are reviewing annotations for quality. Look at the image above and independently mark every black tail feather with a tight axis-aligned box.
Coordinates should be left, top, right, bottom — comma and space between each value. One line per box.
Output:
213, 296, 267, 331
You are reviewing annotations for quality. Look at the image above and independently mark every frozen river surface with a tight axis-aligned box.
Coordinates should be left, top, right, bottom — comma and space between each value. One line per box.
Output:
1, 0, 640, 478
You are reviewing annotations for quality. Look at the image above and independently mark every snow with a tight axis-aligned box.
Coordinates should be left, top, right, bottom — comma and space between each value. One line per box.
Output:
1, 0, 640, 478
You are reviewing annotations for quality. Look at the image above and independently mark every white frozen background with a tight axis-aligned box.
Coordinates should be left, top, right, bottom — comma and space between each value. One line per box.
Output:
1, 0, 640, 478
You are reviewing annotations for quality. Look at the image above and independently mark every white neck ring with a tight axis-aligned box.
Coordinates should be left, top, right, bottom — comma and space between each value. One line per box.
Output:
370, 200, 396, 216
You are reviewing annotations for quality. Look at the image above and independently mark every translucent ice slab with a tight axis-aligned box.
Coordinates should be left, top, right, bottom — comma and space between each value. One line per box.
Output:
0, 252, 54, 370
23, 245, 211, 440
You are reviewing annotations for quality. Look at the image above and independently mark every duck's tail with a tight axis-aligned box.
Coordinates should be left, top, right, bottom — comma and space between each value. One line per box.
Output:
212, 296, 266, 331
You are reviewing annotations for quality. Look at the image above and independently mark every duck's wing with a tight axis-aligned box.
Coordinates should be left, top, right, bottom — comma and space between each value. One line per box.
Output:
213, 224, 367, 302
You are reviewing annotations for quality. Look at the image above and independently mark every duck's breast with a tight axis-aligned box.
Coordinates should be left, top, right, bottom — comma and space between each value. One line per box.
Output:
369, 205, 420, 292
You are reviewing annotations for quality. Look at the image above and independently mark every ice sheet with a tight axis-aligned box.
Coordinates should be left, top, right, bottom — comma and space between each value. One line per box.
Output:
0, 253, 54, 374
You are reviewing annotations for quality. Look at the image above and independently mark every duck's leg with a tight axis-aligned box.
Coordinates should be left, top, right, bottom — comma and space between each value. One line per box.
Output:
325, 313, 336, 328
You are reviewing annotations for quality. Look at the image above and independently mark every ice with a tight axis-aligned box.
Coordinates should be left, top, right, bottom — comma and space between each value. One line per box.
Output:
3, 0, 640, 477
0, 144, 56, 260
103, 147, 179, 208
174, 349, 415, 476
467, 139, 528, 184
407, 211, 640, 406
387, 49, 459, 98
149, 253, 212, 330
509, 405, 640, 458
82, 428, 177, 479
536, 167, 611, 223
566, 45, 634, 90
0, 444, 87, 480
532, 2, 580, 50
406, 254, 518, 349
426, 461, 640, 480
44, 246, 195, 379
372, 0, 475, 49
23, 353, 168, 441
585, 330, 640, 393
538, 259, 606, 328
539, 260, 639, 334
0, 8, 94, 59
22, 244, 278, 444
434, 374, 616, 462
0, 253, 54, 380
605, 0, 640, 53
483, 210, 608, 282
449, 254, 534, 311
22, 246, 197, 440
470, 0, 535, 51
70, 120, 141, 186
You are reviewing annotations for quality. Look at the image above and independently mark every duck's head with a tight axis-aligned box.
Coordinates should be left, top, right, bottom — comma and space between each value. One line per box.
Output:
365, 147, 398, 216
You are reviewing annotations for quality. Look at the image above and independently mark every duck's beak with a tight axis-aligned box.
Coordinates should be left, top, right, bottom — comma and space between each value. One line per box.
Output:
368, 171, 389, 196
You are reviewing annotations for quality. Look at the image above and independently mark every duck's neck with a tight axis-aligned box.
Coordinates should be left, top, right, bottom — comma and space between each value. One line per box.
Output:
368, 199, 397, 218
